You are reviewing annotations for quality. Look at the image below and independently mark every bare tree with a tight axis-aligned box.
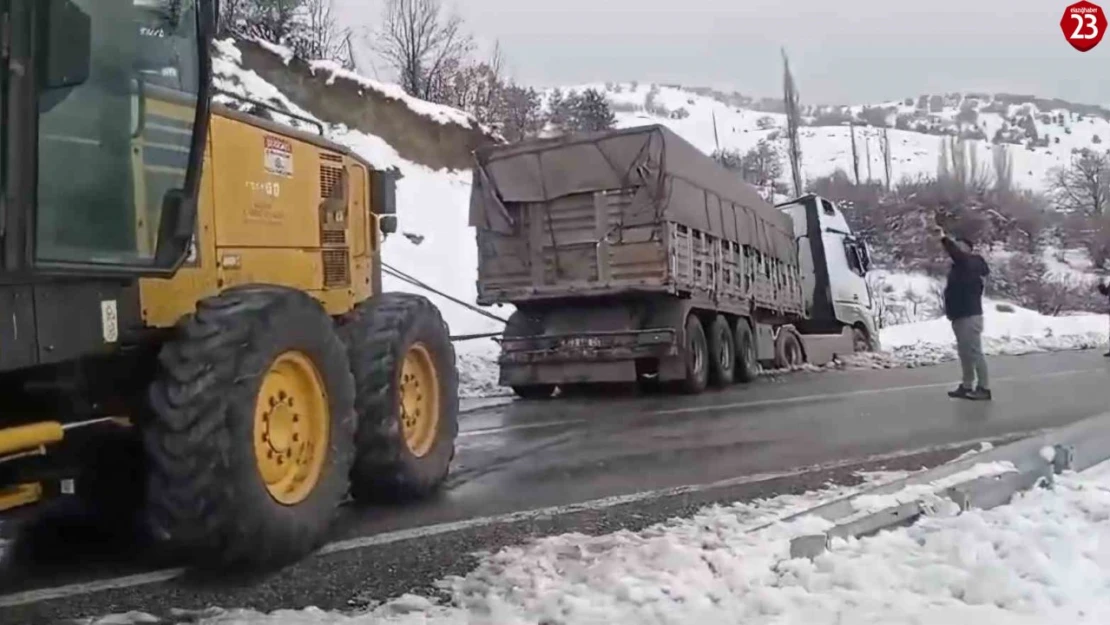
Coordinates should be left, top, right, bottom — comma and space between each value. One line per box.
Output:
880, 127, 893, 191
216, 0, 248, 36
243, 0, 303, 44
992, 143, 1013, 192
849, 123, 861, 185
1047, 149, 1110, 215
781, 48, 804, 196
290, 0, 350, 63
376, 0, 474, 101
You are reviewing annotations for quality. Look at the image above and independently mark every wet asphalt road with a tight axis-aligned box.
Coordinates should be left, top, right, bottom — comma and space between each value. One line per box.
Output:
2, 349, 1109, 623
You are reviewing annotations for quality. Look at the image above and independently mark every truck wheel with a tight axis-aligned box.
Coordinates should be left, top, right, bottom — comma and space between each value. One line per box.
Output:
338, 293, 459, 503
145, 287, 356, 571
733, 320, 758, 383
707, 316, 735, 388
774, 328, 805, 369
512, 384, 556, 400
852, 326, 874, 352
679, 314, 709, 394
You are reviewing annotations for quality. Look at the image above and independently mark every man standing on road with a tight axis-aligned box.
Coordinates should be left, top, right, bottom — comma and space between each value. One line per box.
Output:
1097, 281, 1110, 357
933, 218, 992, 401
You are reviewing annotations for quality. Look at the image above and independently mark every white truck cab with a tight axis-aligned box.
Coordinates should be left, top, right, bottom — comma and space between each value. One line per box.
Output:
776, 194, 880, 352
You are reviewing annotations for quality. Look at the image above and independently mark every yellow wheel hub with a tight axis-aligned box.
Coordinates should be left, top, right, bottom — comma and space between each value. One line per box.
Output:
253, 351, 330, 505
400, 343, 440, 458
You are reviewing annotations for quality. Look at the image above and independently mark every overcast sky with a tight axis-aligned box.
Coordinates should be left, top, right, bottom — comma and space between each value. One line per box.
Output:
337, 0, 1110, 106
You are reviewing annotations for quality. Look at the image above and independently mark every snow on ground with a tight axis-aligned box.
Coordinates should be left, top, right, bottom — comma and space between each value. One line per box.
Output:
875, 299, 1108, 368
89, 463, 1110, 625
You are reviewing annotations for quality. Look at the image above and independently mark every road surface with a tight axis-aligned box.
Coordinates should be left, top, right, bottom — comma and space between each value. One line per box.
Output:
2, 349, 1109, 623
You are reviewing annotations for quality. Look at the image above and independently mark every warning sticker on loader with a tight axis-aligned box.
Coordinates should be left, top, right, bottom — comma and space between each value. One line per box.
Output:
263, 136, 294, 177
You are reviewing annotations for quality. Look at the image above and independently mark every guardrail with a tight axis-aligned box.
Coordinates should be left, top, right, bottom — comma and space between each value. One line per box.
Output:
787, 410, 1110, 559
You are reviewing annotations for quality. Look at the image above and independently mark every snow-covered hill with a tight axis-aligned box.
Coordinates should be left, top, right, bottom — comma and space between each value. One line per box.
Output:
556, 83, 1110, 194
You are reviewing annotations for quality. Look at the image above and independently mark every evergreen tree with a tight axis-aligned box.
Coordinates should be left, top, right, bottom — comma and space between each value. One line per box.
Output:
574, 88, 616, 132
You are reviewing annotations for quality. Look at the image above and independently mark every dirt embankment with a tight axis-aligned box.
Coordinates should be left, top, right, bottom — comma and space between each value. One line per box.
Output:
236, 39, 498, 171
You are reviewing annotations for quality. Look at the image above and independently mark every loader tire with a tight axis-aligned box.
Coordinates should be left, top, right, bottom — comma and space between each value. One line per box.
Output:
145, 286, 356, 571
707, 315, 735, 388
679, 314, 709, 395
339, 293, 459, 503
733, 320, 758, 383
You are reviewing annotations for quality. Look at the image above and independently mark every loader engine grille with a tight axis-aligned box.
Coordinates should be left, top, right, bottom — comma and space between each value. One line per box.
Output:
322, 249, 350, 287
319, 156, 348, 246
320, 165, 345, 202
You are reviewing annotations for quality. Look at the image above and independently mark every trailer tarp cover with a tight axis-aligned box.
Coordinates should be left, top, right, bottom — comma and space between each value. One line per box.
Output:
469, 124, 797, 263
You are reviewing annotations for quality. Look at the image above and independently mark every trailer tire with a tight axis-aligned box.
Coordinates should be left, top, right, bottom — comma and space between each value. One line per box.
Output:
733, 320, 758, 383
339, 293, 459, 503
774, 328, 806, 369
145, 286, 356, 571
707, 316, 735, 388
679, 314, 709, 394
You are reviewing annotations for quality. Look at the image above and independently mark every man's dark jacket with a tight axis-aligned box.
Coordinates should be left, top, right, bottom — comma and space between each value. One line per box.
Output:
942, 237, 990, 321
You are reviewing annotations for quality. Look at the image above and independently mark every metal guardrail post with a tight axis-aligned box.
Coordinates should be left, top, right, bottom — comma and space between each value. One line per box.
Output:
786, 411, 1110, 559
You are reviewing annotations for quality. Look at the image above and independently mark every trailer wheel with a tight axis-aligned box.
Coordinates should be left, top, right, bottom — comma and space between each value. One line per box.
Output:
339, 293, 459, 503
679, 314, 709, 394
733, 320, 758, 383
145, 286, 356, 571
707, 316, 735, 388
774, 328, 805, 369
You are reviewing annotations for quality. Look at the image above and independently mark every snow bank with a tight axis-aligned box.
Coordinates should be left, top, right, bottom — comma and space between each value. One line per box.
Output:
877, 300, 1108, 367
247, 38, 481, 131
109, 466, 1110, 624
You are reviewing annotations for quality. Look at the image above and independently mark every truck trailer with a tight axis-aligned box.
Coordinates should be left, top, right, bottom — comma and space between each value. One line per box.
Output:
469, 125, 880, 398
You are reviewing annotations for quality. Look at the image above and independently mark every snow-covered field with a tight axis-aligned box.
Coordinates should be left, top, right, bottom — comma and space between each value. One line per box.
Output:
88, 459, 1110, 625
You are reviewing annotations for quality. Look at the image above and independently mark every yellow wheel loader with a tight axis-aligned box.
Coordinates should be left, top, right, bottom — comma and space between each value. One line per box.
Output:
0, 0, 458, 571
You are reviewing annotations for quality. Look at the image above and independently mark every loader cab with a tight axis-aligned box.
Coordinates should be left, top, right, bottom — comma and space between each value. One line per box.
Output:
4, 0, 213, 276
776, 194, 876, 335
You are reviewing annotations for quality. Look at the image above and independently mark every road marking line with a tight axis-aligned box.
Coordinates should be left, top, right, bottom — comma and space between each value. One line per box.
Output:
0, 432, 1036, 608
652, 367, 1095, 416
457, 367, 1099, 435
459, 419, 587, 437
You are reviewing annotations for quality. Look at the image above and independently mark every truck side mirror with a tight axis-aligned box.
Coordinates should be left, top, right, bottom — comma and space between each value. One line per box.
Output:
42, 0, 92, 90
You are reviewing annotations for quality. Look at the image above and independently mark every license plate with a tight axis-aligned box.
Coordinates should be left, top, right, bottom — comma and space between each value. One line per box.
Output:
563, 337, 603, 349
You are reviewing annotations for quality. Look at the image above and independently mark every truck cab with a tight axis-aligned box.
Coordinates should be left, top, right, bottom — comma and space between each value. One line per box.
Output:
776, 194, 880, 351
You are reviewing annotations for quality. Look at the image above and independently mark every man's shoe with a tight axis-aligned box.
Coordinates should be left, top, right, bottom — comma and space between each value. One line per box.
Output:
948, 386, 973, 399
1103, 351, 1110, 357
967, 387, 992, 401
